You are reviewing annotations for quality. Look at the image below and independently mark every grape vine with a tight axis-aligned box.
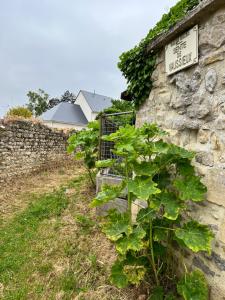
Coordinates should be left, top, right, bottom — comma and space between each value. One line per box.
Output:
92, 123, 213, 299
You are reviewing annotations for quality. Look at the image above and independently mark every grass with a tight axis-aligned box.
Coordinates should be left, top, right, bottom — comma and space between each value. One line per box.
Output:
0, 167, 139, 300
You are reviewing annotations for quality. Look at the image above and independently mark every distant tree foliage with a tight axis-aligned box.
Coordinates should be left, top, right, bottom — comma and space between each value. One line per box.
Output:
26, 89, 76, 116
102, 99, 134, 115
48, 98, 60, 109
7, 106, 32, 118
60, 90, 76, 103
27, 89, 49, 116
34, 90, 76, 111
97, 99, 135, 126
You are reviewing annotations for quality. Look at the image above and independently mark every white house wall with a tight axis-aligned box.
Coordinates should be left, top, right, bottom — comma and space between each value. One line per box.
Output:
75, 92, 94, 122
91, 112, 98, 120
43, 121, 85, 131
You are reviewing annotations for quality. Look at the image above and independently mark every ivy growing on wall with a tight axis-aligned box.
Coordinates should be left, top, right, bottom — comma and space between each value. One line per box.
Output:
118, 0, 200, 109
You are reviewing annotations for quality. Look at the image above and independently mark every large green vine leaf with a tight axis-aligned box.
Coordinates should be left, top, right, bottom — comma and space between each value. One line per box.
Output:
128, 177, 161, 200
151, 193, 185, 220
110, 260, 129, 288
90, 182, 125, 207
102, 213, 132, 241
151, 140, 169, 154
139, 123, 167, 139
177, 270, 208, 300
95, 159, 115, 168
153, 227, 168, 242
102, 124, 136, 143
110, 255, 148, 288
115, 143, 136, 156
133, 161, 158, 177
173, 176, 207, 202
123, 265, 146, 286
175, 221, 214, 254
116, 227, 146, 255
176, 158, 195, 177
169, 144, 195, 159
136, 207, 156, 223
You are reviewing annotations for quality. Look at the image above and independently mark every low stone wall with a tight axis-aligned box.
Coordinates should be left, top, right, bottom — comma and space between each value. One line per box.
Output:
0, 119, 71, 185
136, 4, 225, 299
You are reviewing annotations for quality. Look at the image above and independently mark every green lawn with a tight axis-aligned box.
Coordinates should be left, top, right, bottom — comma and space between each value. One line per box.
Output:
0, 169, 136, 300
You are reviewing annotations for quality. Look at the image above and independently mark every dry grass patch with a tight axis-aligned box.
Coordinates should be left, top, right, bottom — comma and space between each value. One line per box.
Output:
0, 165, 145, 300
0, 161, 83, 224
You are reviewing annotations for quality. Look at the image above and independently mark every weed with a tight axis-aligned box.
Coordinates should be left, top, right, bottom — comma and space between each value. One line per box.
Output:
75, 213, 96, 234
38, 262, 53, 275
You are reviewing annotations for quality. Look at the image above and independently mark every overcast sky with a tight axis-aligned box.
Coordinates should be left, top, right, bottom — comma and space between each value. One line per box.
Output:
0, 0, 177, 116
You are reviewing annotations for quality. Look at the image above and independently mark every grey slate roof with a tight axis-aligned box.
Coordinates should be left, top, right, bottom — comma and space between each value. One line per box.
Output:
80, 90, 113, 112
40, 102, 88, 125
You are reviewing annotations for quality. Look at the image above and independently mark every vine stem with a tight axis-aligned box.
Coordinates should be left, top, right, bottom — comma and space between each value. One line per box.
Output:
149, 220, 160, 286
86, 167, 96, 188
125, 157, 132, 225
153, 226, 176, 231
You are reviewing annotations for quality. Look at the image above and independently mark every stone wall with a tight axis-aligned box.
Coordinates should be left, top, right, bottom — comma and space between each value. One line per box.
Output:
136, 5, 225, 300
0, 119, 70, 185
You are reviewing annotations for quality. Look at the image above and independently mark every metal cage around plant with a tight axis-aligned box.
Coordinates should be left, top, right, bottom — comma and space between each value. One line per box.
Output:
99, 111, 135, 176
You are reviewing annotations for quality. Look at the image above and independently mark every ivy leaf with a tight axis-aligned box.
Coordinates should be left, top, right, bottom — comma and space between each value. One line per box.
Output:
116, 227, 146, 255
90, 183, 125, 207
133, 161, 158, 176
128, 177, 161, 200
174, 176, 207, 202
95, 159, 115, 168
151, 193, 185, 220
102, 213, 132, 241
110, 260, 129, 288
177, 270, 208, 300
136, 207, 156, 223
175, 221, 214, 254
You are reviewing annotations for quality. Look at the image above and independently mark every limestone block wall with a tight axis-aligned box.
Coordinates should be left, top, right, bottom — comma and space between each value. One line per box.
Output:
0, 119, 70, 185
136, 6, 225, 300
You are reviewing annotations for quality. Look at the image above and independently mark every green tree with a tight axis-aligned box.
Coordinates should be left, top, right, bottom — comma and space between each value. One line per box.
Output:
27, 89, 49, 116
6, 106, 32, 118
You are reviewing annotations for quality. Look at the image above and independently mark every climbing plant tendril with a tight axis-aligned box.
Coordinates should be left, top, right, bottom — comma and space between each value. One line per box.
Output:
118, 0, 200, 109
